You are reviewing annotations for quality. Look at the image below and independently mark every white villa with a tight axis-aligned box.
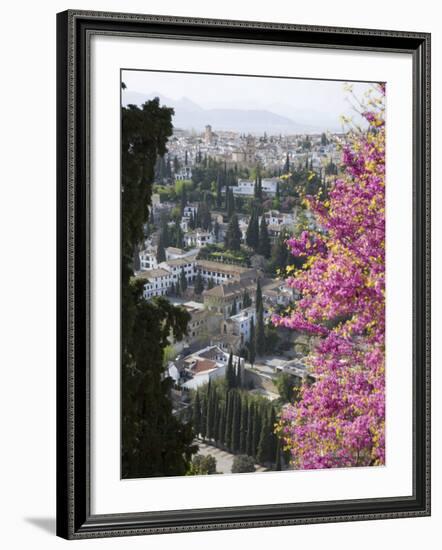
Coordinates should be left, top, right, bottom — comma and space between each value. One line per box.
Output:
226, 177, 280, 197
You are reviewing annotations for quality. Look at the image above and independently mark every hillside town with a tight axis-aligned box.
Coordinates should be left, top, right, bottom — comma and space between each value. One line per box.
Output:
134, 124, 342, 443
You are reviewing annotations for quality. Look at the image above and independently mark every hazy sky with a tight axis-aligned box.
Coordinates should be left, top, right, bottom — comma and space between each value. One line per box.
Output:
122, 69, 378, 131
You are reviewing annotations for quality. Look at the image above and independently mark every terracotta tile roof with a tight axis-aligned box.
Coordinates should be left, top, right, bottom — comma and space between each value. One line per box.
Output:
192, 359, 217, 374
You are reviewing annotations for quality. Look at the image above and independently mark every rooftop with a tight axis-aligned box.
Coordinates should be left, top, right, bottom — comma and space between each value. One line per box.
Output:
196, 259, 250, 275
191, 359, 217, 374
136, 268, 170, 280
161, 256, 197, 267
166, 246, 185, 255
203, 280, 249, 299
182, 301, 206, 313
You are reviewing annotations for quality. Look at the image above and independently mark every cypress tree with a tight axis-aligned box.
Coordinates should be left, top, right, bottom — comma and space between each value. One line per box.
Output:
248, 318, 256, 366
227, 188, 235, 219
255, 279, 263, 312
208, 277, 215, 290
254, 170, 262, 201
166, 156, 172, 179
236, 360, 242, 389
173, 219, 184, 249
243, 289, 252, 308
194, 272, 204, 295
284, 152, 290, 174
246, 402, 254, 456
218, 400, 226, 445
246, 209, 259, 251
192, 391, 202, 438
257, 410, 269, 464
224, 391, 233, 450
213, 391, 220, 443
200, 393, 208, 440
180, 267, 187, 292
232, 392, 241, 452
256, 303, 265, 357
189, 210, 195, 230
200, 202, 212, 231
252, 404, 262, 458
226, 352, 236, 390
216, 172, 222, 208
258, 215, 271, 258
206, 381, 214, 440
224, 214, 241, 251
180, 186, 187, 215
156, 232, 166, 263
239, 396, 248, 453
230, 298, 237, 316
213, 221, 220, 242
268, 407, 278, 464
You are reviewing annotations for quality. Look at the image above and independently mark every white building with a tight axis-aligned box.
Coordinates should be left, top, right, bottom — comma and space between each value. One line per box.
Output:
227, 177, 280, 198
183, 204, 198, 219
229, 307, 257, 342
175, 166, 192, 181
196, 260, 252, 286
139, 247, 158, 271
185, 230, 214, 248
181, 345, 244, 390
138, 268, 172, 299
159, 257, 197, 285
263, 210, 295, 227
165, 247, 185, 260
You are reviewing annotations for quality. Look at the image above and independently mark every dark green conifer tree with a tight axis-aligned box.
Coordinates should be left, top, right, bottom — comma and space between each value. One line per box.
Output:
252, 404, 262, 458
239, 396, 248, 453
206, 381, 215, 440
192, 391, 202, 437
180, 267, 187, 292
258, 215, 271, 259
200, 393, 208, 440
224, 391, 234, 450
243, 289, 252, 308
246, 209, 260, 251
156, 232, 166, 263
232, 392, 241, 452
218, 401, 226, 445
256, 303, 265, 357
224, 214, 241, 251
248, 318, 256, 366
216, 172, 222, 208
194, 272, 204, 295
180, 186, 187, 215
225, 352, 236, 390
246, 402, 254, 456
122, 99, 196, 478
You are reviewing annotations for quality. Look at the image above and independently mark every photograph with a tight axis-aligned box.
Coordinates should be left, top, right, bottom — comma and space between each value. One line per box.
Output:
121, 70, 386, 480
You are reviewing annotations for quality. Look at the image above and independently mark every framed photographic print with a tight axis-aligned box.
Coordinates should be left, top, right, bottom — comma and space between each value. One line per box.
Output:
56, 10, 431, 539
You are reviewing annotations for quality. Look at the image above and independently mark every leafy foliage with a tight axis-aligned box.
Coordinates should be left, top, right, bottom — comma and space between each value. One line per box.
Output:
121, 98, 196, 478
272, 85, 386, 469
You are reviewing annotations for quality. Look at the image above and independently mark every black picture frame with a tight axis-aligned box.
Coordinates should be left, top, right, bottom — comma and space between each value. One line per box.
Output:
56, 9, 431, 540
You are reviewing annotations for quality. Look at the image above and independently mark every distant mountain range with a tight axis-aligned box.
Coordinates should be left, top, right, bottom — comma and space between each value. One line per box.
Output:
122, 91, 323, 134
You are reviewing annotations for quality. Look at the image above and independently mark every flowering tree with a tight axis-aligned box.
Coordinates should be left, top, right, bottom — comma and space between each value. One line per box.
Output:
273, 85, 386, 469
